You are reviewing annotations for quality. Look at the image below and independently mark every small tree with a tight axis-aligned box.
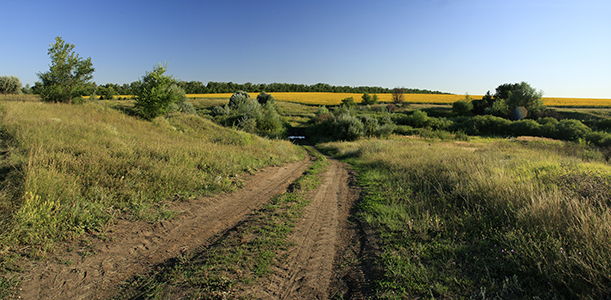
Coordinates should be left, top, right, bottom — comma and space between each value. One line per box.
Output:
256, 92, 274, 105
37, 37, 94, 103
392, 88, 405, 104
134, 65, 185, 120
98, 86, 116, 100
495, 82, 543, 114
0, 76, 22, 94
341, 97, 355, 107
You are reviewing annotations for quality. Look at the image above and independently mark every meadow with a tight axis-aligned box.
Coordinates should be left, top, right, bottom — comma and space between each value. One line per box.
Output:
0, 100, 303, 292
319, 136, 610, 298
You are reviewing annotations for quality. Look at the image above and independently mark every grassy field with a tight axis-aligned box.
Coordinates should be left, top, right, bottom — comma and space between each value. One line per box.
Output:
319, 136, 610, 298
184, 93, 611, 107
0, 101, 303, 274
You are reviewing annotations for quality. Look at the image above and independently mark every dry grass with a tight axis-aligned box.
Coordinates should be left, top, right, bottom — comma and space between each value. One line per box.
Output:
320, 136, 610, 298
0, 101, 303, 255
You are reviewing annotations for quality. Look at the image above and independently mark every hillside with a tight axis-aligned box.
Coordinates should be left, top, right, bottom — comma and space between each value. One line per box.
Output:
0, 101, 303, 293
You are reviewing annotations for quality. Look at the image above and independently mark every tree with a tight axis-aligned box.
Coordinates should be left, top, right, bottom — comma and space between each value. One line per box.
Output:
452, 100, 473, 115
134, 65, 185, 120
257, 92, 275, 105
361, 93, 378, 105
494, 82, 543, 114
37, 37, 94, 103
392, 88, 405, 104
98, 85, 116, 100
0, 76, 22, 94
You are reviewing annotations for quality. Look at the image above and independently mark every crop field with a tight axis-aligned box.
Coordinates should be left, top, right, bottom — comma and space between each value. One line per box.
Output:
184, 92, 611, 107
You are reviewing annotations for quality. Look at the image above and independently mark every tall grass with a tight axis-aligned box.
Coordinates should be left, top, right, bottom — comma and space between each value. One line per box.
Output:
0, 101, 303, 254
320, 137, 610, 298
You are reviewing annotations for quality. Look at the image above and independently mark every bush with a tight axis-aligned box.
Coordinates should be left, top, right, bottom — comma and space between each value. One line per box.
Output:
586, 131, 611, 148
134, 66, 186, 120
510, 119, 542, 136
178, 101, 196, 114
0, 76, 22, 94
485, 99, 509, 117
452, 100, 473, 115
333, 113, 364, 140
229, 91, 250, 108
341, 97, 356, 107
554, 119, 591, 141
256, 92, 274, 105
510, 106, 528, 120
459, 115, 512, 136
427, 117, 454, 130
362, 93, 378, 105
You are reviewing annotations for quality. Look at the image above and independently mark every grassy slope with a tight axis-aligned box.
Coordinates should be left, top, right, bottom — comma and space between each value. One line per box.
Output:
320, 136, 610, 299
0, 101, 303, 256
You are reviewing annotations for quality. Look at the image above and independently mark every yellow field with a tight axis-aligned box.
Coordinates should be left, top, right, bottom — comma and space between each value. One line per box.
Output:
184, 92, 611, 107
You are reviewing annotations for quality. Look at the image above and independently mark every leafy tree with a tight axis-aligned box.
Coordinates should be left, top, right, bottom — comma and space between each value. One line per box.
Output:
229, 91, 250, 108
341, 97, 356, 107
0, 76, 22, 94
494, 82, 543, 114
134, 65, 185, 120
37, 37, 94, 103
98, 86, 116, 100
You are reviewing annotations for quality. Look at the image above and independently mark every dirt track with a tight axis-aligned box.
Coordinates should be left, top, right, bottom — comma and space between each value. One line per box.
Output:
17, 159, 310, 300
243, 159, 359, 299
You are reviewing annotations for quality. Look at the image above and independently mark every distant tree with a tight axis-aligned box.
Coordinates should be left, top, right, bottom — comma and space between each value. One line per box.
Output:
37, 37, 94, 103
0, 76, 22, 94
361, 93, 378, 105
21, 83, 32, 94
494, 82, 543, 114
97, 86, 117, 100
134, 65, 185, 120
392, 88, 405, 104
341, 97, 356, 107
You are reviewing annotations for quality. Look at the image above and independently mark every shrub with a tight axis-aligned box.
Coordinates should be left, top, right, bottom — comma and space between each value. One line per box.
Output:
362, 93, 378, 105
426, 117, 454, 130
229, 91, 250, 108
256, 92, 274, 105
460, 115, 512, 136
510, 119, 542, 136
554, 119, 591, 141
134, 65, 186, 120
486, 98, 509, 117
177, 102, 196, 114
341, 97, 356, 107
333, 113, 364, 140
405, 110, 428, 127
586, 131, 611, 148
452, 100, 473, 115
392, 88, 405, 104
0, 76, 22, 94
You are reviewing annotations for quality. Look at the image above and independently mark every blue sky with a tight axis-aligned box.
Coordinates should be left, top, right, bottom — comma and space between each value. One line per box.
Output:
1, 0, 610, 97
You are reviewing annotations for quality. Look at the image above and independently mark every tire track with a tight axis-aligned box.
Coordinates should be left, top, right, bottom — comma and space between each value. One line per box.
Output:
17, 159, 310, 300
244, 159, 357, 299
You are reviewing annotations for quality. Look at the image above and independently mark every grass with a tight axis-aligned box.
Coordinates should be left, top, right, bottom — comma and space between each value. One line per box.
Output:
319, 136, 610, 299
115, 147, 329, 299
0, 100, 304, 295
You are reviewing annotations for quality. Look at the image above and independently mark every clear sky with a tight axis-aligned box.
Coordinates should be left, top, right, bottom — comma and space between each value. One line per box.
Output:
1, 0, 610, 97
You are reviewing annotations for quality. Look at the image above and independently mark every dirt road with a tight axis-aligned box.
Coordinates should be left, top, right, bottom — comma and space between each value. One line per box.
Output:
18, 159, 310, 300
243, 159, 360, 299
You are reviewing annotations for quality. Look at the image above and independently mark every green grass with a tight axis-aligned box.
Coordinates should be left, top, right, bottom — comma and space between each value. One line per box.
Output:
319, 136, 610, 299
115, 147, 329, 299
0, 100, 304, 295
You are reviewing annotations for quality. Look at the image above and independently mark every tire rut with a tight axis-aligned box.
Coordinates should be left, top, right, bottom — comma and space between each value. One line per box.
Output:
244, 159, 357, 299
17, 159, 310, 300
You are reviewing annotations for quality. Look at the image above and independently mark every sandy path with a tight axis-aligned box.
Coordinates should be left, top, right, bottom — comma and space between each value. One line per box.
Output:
17, 159, 310, 300
245, 159, 357, 299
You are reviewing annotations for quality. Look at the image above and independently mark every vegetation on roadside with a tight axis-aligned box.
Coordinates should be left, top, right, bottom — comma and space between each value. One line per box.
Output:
319, 136, 610, 298
116, 147, 328, 299
0, 101, 303, 262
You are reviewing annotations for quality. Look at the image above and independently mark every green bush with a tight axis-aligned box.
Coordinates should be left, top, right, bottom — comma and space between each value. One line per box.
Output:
554, 119, 591, 141
510, 106, 528, 120
215, 93, 285, 138
459, 115, 512, 136
177, 101, 196, 114
333, 113, 364, 140
0, 76, 22, 94
229, 91, 250, 108
452, 100, 473, 115
134, 65, 186, 120
341, 97, 356, 107
256, 92, 274, 105
586, 131, 611, 148
510, 119, 542, 136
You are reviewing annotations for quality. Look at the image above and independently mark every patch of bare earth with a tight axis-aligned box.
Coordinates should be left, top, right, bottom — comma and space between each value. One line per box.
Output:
16, 159, 310, 300
242, 160, 362, 299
